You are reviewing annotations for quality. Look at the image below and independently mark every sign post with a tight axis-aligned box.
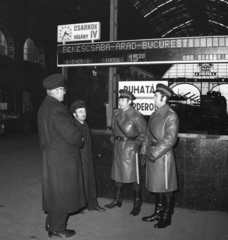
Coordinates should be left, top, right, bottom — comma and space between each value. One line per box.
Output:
57, 21, 101, 107
107, 0, 118, 128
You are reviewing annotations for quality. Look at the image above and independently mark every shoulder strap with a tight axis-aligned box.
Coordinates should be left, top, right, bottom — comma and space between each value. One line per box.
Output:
115, 117, 127, 136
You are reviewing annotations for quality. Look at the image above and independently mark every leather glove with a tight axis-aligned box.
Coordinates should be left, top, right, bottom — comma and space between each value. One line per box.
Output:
140, 154, 147, 167
148, 153, 156, 163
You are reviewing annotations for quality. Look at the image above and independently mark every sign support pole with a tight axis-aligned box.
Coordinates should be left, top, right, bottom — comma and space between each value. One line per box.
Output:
62, 42, 68, 107
107, 0, 118, 128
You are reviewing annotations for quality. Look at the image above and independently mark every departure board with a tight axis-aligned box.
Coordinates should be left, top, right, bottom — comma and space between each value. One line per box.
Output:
57, 36, 228, 67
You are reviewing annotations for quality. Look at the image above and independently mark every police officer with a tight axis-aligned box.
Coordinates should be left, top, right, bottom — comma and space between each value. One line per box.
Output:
105, 89, 147, 216
70, 100, 106, 213
37, 74, 86, 238
140, 83, 179, 228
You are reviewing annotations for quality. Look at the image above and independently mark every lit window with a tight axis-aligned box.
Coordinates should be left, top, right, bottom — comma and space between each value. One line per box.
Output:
23, 38, 39, 63
0, 30, 7, 55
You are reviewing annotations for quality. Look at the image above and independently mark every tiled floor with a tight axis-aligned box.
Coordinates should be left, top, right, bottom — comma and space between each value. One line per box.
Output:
0, 134, 228, 240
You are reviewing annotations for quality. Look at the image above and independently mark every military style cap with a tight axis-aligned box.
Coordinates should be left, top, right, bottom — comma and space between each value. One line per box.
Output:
155, 83, 174, 97
119, 89, 136, 100
70, 100, 86, 113
43, 74, 65, 90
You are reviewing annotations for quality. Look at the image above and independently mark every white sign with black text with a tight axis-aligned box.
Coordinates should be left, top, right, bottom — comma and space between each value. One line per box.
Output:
57, 22, 101, 43
118, 81, 168, 115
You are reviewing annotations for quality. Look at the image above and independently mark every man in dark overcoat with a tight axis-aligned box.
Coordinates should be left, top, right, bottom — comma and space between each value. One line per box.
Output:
69, 100, 106, 212
140, 83, 179, 228
37, 74, 86, 238
104, 89, 147, 216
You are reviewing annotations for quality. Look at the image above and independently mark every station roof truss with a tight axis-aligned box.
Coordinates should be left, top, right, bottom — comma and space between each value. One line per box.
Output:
130, 0, 228, 38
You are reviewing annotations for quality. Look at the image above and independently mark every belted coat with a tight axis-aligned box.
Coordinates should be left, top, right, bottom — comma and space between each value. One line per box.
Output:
73, 118, 97, 202
37, 95, 86, 213
141, 104, 179, 192
111, 106, 147, 183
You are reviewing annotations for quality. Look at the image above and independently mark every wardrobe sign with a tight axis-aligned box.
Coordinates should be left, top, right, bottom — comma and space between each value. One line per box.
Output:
118, 81, 168, 115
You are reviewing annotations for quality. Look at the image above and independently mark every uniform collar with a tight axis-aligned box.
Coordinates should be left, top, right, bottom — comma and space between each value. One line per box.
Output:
116, 105, 134, 118
73, 117, 84, 125
75, 118, 84, 125
45, 95, 61, 104
155, 104, 170, 118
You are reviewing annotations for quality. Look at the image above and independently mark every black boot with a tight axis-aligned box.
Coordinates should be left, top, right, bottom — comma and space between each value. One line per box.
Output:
142, 193, 163, 222
45, 216, 49, 231
154, 192, 174, 228
104, 186, 124, 208
130, 190, 142, 216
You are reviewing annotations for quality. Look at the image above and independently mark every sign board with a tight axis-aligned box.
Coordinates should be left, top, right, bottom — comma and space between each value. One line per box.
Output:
118, 81, 168, 115
57, 35, 228, 66
57, 22, 101, 43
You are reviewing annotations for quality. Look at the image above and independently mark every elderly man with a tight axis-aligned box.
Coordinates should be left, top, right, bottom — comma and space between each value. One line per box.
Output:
37, 74, 86, 238
105, 89, 147, 216
69, 100, 106, 213
140, 83, 179, 228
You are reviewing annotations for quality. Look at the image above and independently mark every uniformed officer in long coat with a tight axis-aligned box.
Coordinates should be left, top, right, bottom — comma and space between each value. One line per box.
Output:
37, 74, 86, 238
70, 100, 106, 212
140, 83, 179, 228
105, 89, 147, 216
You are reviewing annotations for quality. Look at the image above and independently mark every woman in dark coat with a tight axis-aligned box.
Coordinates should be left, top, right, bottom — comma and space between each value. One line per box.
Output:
141, 83, 179, 229
37, 74, 86, 238
70, 100, 106, 212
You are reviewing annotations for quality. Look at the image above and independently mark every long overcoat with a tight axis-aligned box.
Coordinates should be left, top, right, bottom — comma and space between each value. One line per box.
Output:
141, 104, 179, 192
111, 106, 147, 183
37, 95, 86, 213
73, 118, 97, 202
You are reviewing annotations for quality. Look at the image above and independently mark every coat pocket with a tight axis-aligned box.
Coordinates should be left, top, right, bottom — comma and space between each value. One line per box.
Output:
67, 150, 79, 158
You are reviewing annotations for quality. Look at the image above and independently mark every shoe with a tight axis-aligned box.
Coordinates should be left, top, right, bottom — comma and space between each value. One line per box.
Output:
130, 201, 141, 216
45, 216, 49, 231
48, 229, 76, 238
142, 193, 164, 222
130, 190, 142, 216
154, 192, 173, 228
88, 206, 106, 212
142, 212, 161, 222
45, 224, 49, 231
142, 204, 163, 222
154, 217, 171, 228
104, 199, 122, 208
104, 186, 124, 209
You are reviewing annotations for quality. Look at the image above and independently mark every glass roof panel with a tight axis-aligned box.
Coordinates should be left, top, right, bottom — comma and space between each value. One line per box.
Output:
130, 0, 228, 37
